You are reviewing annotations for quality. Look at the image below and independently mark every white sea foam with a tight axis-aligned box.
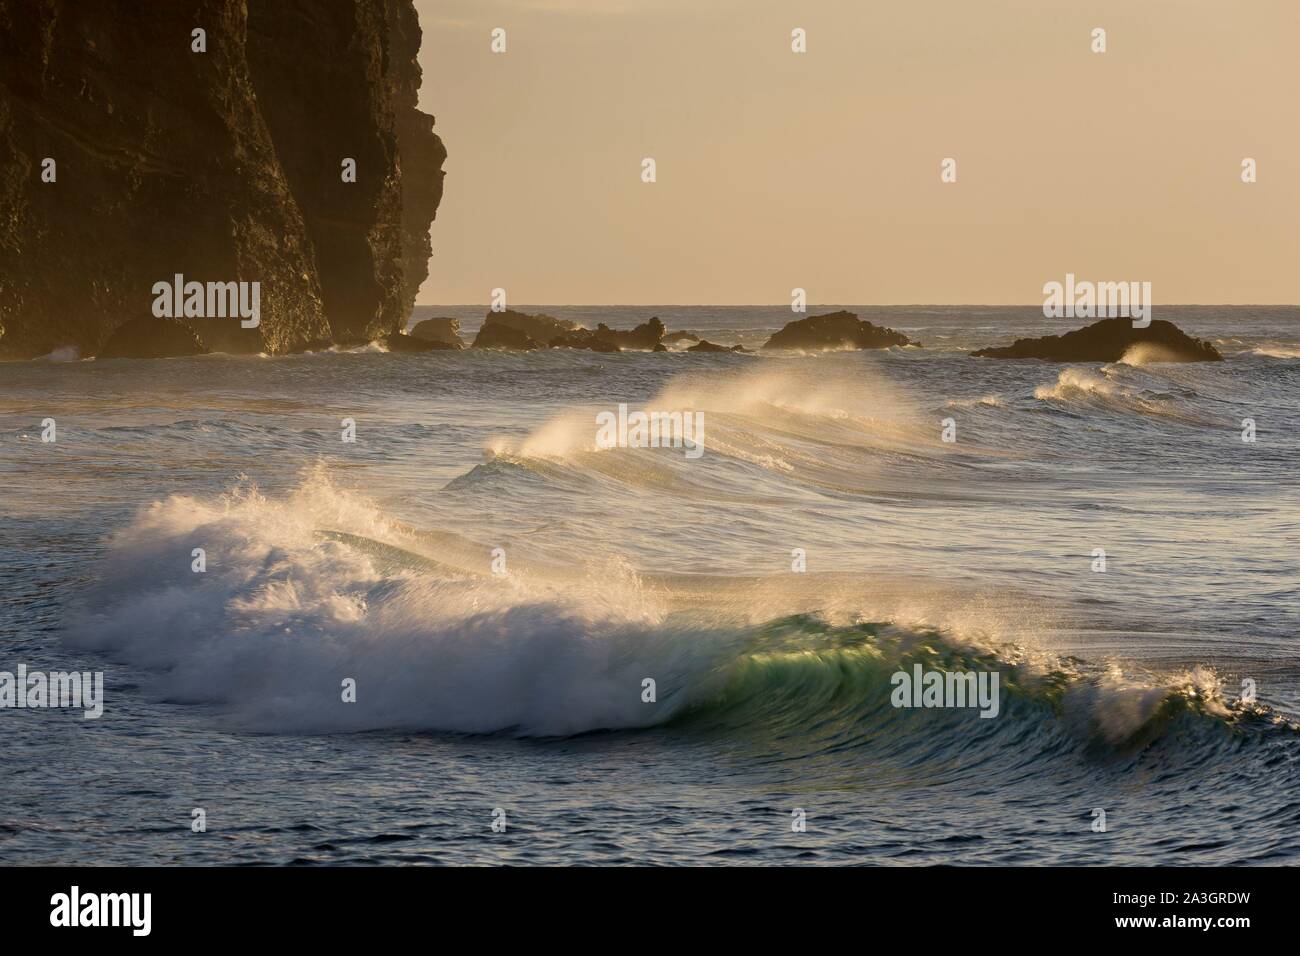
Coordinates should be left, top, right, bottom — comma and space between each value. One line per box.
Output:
64, 471, 733, 735
489, 363, 921, 463
946, 394, 1002, 409
1032, 365, 1200, 422
1251, 346, 1300, 359
1117, 342, 1187, 366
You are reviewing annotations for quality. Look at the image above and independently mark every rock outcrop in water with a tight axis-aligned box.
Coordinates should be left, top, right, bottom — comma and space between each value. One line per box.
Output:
596, 317, 664, 350
970, 318, 1223, 362
762, 311, 914, 350
551, 317, 665, 351
0, 0, 445, 359
472, 323, 545, 350
687, 340, 750, 353
467, 309, 746, 354
471, 311, 672, 353
478, 310, 578, 345
410, 316, 464, 348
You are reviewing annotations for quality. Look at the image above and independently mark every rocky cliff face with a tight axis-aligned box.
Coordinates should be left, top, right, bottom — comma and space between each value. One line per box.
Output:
0, 0, 445, 359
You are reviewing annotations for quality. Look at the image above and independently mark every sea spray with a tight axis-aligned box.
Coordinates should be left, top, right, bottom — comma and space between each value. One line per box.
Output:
595, 403, 705, 458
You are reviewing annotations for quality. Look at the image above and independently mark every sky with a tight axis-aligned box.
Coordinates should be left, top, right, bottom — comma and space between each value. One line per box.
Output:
413, 0, 1299, 306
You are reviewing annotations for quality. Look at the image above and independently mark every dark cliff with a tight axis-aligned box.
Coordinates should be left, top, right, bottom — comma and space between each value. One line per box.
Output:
0, 0, 445, 358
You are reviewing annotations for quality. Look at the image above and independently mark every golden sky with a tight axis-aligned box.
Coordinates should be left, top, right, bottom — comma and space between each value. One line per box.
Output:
414, 0, 1299, 305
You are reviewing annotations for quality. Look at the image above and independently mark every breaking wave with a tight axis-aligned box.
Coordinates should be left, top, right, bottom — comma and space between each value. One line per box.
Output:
1032, 365, 1211, 424
63, 472, 1292, 769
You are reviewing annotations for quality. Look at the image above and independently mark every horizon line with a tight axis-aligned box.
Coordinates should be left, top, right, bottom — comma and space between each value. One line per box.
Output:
414, 302, 1300, 309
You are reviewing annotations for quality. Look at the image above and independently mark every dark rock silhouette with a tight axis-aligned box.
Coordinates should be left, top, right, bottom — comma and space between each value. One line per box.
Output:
762, 311, 914, 350
244, 0, 444, 348
97, 318, 209, 359
410, 317, 464, 348
473, 311, 672, 352
382, 332, 455, 352
551, 317, 663, 351
387, 1, 446, 327
687, 340, 750, 353
970, 318, 1222, 362
472, 323, 545, 350
0, 0, 445, 359
599, 317, 665, 350
548, 330, 620, 353
480, 310, 579, 344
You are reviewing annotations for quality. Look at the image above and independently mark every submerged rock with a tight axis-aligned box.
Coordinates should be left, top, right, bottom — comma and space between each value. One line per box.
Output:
472, 323, 545, 350
762, 311, 914, 350
96, 318, 209, 359
382, 332, 455, 352
970, 317, 1222, 362
687, 340, 749, 353
410, 317, 464, 348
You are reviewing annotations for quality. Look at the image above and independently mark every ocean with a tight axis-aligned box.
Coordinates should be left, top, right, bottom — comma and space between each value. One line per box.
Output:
1, 305, 1298, 865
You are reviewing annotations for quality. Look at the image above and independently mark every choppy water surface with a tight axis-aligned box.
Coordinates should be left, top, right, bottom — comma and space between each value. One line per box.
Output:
1, 306, 1298, 864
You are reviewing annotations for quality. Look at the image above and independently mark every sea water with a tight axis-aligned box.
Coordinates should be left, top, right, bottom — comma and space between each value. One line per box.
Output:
1, 305, 1297, 864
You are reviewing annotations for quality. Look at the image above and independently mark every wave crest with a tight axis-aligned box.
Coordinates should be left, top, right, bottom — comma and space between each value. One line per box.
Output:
62, 472, 1291, 759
